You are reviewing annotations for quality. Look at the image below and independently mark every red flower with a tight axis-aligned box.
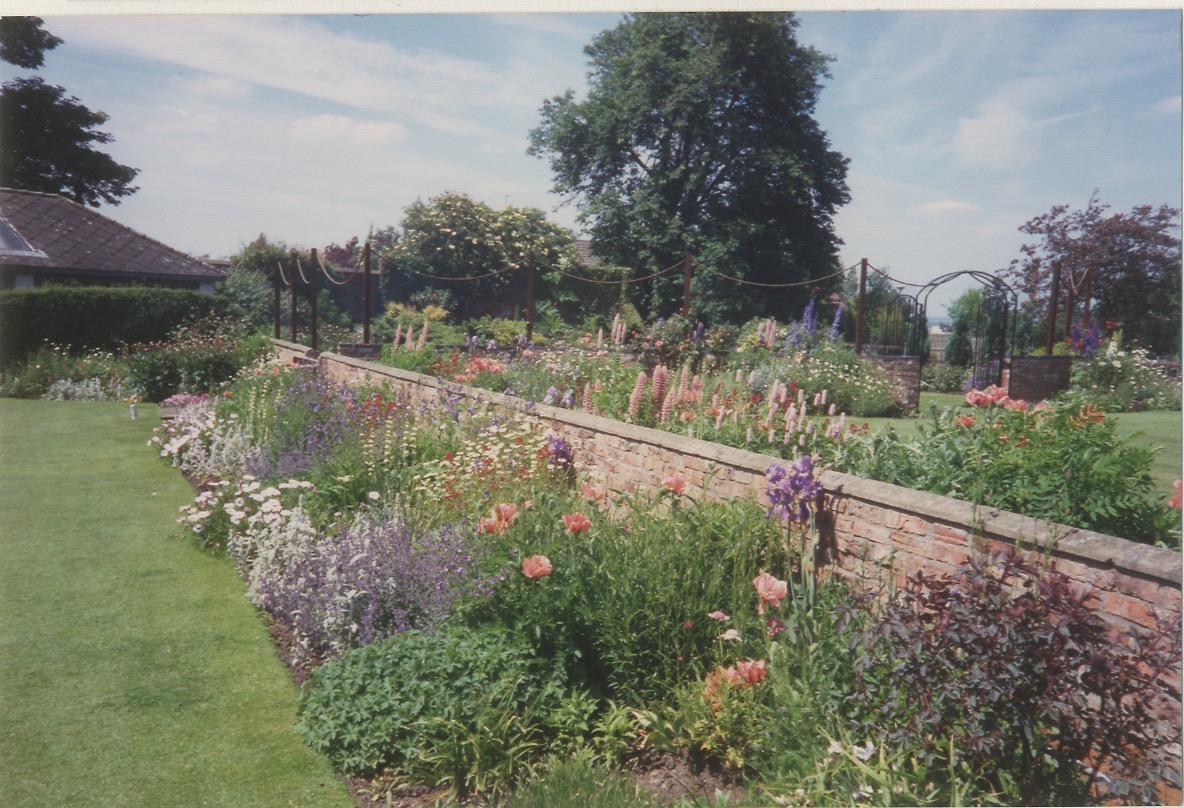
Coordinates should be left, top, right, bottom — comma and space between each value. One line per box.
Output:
522, 555, 552, 579
956, 414, 975, 428
735, 659, 767, 686
562, 512, 592, 534
1171, 480, 1182, 511
965, 389, 990, 407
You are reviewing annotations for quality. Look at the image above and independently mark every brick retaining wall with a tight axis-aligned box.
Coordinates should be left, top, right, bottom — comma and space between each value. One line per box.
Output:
1005, 354, 1074, 402
274, 339, 1182, 775
274, 341, 1181, 632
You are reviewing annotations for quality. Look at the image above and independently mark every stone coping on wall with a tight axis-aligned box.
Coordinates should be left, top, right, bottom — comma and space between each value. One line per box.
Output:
290, 344, 1181, 593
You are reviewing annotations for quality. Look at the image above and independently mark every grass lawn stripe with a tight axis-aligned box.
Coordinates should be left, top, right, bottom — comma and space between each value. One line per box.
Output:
0, 399, 353, 808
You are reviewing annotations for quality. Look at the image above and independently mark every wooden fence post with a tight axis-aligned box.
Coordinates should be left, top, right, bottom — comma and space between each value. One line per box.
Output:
855, 258, 868, 355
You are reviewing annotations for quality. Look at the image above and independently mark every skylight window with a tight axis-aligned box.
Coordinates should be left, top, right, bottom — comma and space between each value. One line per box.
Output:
0, 216, 46, 258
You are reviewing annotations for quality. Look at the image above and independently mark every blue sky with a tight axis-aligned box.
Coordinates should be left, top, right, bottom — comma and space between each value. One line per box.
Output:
4, 9, 1180, 315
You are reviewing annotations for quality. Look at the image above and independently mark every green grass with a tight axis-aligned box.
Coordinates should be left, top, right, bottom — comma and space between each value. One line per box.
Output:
1111, 409, 1182, 495
0, 400, 353, 808
851, 393, 1181, 495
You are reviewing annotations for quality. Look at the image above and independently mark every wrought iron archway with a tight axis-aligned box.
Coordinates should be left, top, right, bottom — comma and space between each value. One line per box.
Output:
917, 271, 1018, 389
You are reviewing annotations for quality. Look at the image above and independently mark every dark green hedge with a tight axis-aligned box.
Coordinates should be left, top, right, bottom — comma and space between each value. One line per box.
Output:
0, 286, 235, 368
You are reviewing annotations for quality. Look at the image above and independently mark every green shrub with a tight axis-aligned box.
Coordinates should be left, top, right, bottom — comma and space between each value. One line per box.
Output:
920, 361, 967, 393
841, 399, 1178, 546
0, 286, 236, 368
124, 319, 268, 402
297, 623, 574, 791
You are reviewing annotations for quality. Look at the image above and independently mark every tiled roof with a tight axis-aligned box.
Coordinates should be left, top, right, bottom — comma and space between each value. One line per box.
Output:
0, 188, 224, 281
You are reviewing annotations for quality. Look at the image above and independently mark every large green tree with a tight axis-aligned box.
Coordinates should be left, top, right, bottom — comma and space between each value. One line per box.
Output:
1000, 192, 1181, 356
528, 12, 849, 322
0, 16, 139, 206
381, 192, 580, 321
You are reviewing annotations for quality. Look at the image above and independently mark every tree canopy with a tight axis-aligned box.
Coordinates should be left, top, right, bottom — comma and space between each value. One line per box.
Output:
380, 192, 580, 321
1000, 192, 1181, 356
0, 16, 139, 206
528, 12, 849, 323
0, 16, 61, 69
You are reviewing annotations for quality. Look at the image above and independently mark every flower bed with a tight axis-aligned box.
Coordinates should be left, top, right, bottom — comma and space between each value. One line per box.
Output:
155, 355, 1182, 805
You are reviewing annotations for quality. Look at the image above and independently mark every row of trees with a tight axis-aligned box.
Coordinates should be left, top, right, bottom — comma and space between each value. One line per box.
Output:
3, 15, 1176, 353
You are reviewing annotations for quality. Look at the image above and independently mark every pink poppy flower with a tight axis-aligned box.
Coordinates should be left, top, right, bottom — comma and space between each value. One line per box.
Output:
766, 616, 786, 637
522, 555, 552, 579
563, 512, 592, 534
479, 517, 504, 534
753, 571, 788, 614
956, 414, 975, 428
494, 502, 519, 524
1171, 480, 1182, 511
661, 474, 687, 494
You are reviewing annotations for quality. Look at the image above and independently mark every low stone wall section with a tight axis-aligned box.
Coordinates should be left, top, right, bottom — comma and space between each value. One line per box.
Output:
867, 355, 920, 411
274, 340, 1182, 754
1006, 354, 1074, 402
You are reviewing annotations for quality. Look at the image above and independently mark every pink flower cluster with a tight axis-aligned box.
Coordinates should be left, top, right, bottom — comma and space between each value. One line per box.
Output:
965, 384, 1027, 411
454, 355, 508, 383
704, 659, 767, 705
628, 371, 647, 421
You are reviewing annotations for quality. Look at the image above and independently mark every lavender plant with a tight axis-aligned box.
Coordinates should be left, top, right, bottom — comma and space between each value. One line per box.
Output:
256, 513, 500, 660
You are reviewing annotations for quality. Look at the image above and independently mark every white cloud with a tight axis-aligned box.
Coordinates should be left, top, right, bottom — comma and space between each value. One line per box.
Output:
145, 106, 221, 136
907, 199, 983, 217
187, 74, 252, 101
953, 105, 1036, 169
54, 16, 521, 141
289, 114, 409, 145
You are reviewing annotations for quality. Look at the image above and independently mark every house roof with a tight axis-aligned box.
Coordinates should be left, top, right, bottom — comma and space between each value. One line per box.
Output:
0, 188, 224, 282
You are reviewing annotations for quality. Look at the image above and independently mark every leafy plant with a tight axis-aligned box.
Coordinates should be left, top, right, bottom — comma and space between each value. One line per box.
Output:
849, 550, 1183, 805
840, 396, 1178, 546
1070, 331, 1181, 412
297, 623, 575, 788
499, 750, 659, 808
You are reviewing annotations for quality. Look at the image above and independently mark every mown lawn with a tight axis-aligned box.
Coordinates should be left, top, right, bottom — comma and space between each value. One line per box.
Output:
855, 393, 1181, 495
0, 399, 353, 808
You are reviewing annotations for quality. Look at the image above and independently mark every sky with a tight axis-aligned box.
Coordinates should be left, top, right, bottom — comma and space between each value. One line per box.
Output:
3, 7, 1181, 316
